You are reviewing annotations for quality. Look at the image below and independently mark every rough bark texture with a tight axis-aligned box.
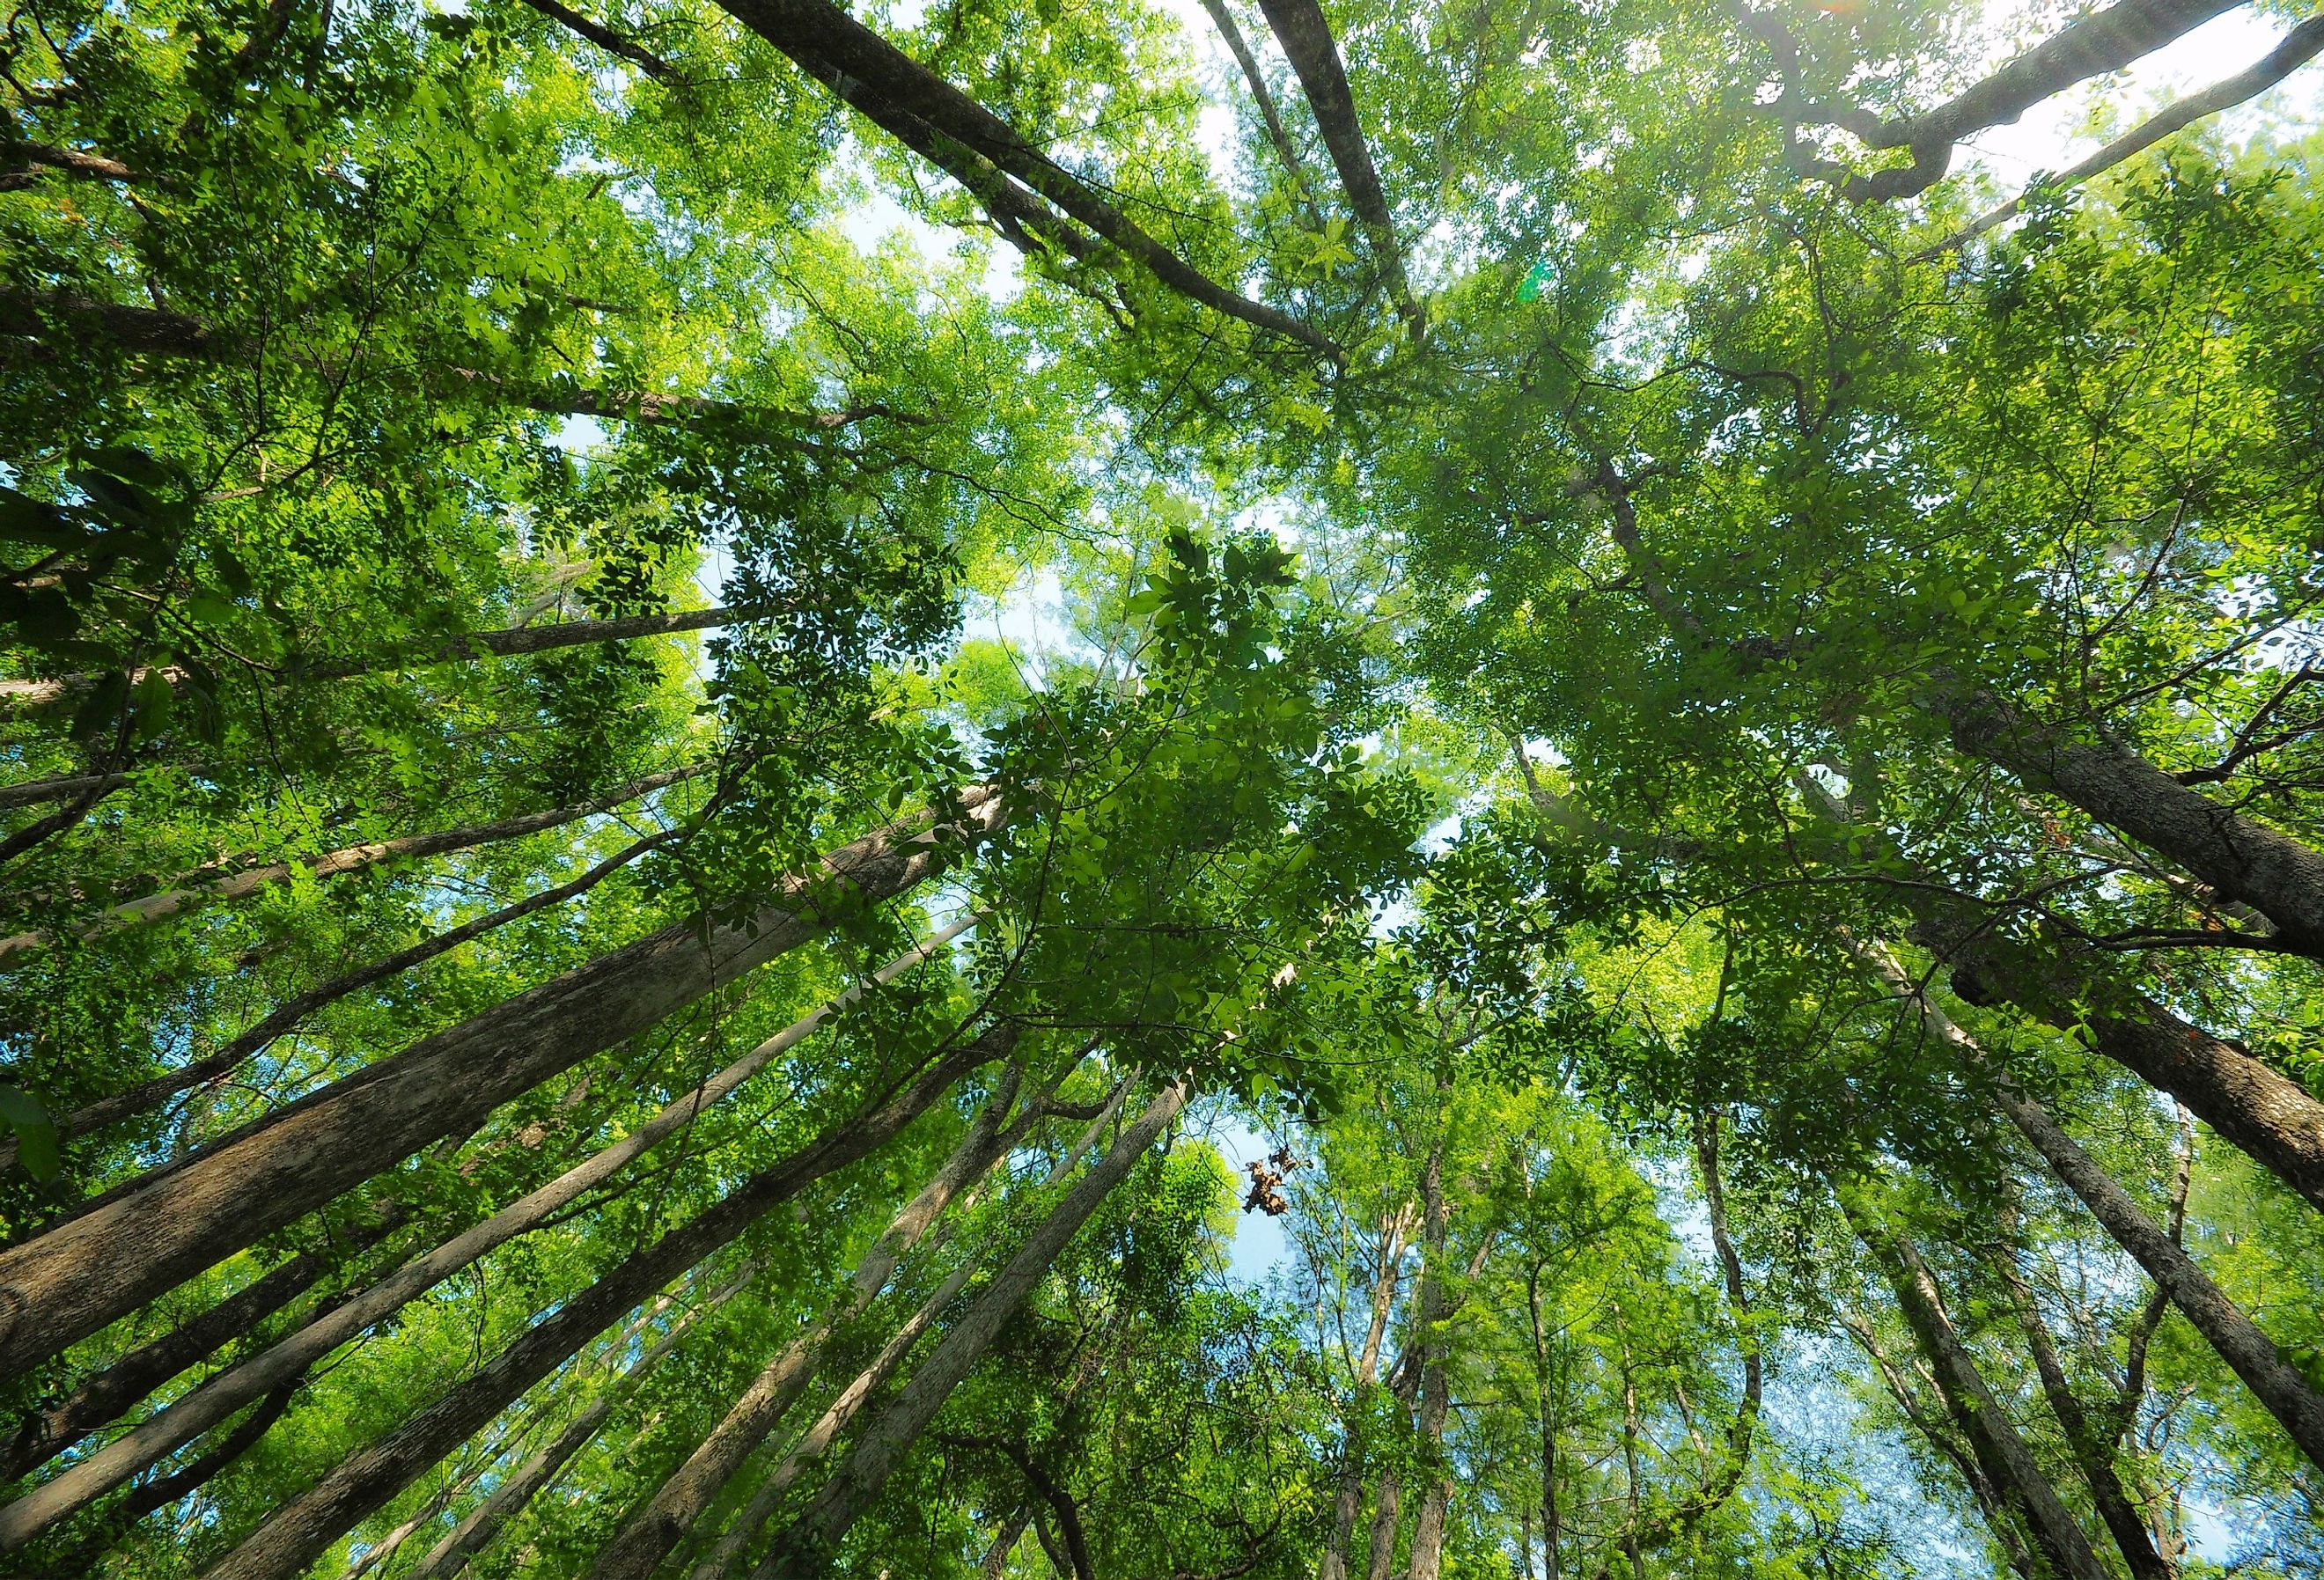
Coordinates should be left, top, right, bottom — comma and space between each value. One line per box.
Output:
0, 788, 1004, 1380
755, 1078, 1189, 1576
0, 1204, 401, 1481
1841, 1185, 2111, 1580
0, 920, 980, 1547
1947, 688, 2324, 961
706, 0, 1339, 355
187, 1029, 1008, 1580
0, 761, 709, 966
578, 1062, 1021, 1580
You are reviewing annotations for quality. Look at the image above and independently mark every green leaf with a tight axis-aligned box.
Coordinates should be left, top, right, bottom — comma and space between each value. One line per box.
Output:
0, 1084, 61, 1180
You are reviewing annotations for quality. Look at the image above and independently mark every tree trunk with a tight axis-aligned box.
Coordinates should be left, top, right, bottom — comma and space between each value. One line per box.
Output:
185, 1028, 1007, 1580
1317, 1203, 1408, 1580
685, 1078, 1133, 1580
0, 761, 709, 968
1861, 938, 2324, 1470
578, 1059, 1026, 1580
1405, 1139, 1454, 1580
0, 787, 1004, 1380
1946, 688, 2324, 962
0, 924, 988, 1548
1838, 1181, 2112, 1580
0, 1202, 402, 1481
752, 1077, 1189, 1576
0, 606, 746, 713
405, 1265, 758, 1580
1991, 1236, 2174, 1580
0, 828, 676, 1172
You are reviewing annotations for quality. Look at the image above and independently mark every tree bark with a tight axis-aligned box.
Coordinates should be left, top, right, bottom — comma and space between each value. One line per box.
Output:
185, 1027, 1008, 1580
1945, 688, 2324, 963
752, 1077, 1189, 1576
0, 1202, 402, 1481
0, 787, 1004, 1384
1864, 938, 2324, 1469
1922, 15, 2324, 255
1792, 0, 2242, 202
1838, 1181, 2111, 1580
0, 919, 982, 1547
404, 1265, 757, 1580
1991, 1236, 2174, 1580
684, 1077, 1133, 1580
703, 0, 1340, 356
578, 1058, 1025, 1580
1250, 0, 1423, 336
0, 827, 676, 1172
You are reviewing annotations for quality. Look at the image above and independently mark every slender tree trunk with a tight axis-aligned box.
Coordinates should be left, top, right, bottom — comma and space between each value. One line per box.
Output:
1405, 1141, 1454, 1580
0, 761, 709, 968
1842, 1310, 2041, 1579
0, 787, 1004, 1381
1990, 1233, 2175, 1580
1861, 940, 2324, 1469
1803, 775, 2324, 1213
1945, 687, 2324, 962
579, 1059, 1026, 1580
405, 1265, 757, 1580
1317, 1204, 1408, 1580
0, 827, 676, 1172
0, 771, 130, 811
1360, 1470, 1401, 1580
752, 1077, 1189, 1577
0, 1204, 402, 1481
185, 1027, 1008, 1580
1838, 1181, 2112, 1580
685, 1078, 1133, 1580
0, 921, 986, 1547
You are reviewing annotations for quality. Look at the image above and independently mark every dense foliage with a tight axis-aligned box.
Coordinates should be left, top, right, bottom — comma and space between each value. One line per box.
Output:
1, 0, 2320, 1574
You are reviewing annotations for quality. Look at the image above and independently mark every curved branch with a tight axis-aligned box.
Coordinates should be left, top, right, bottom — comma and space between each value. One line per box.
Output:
1922, 14, 2324, 254
706, 0, 1342, 356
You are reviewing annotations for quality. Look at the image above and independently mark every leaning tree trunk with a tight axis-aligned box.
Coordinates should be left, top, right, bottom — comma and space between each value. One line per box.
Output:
1838, 1180, 2112, 1580
1989, 1232, 2173, 1580
1860, 938, 2324, 1470
0, 827, 676, 1172
1945, 687, 2324, 963
685, 1078, 1133, 1580
577, 1062, 1030, 1580
0, 606, 746, 713
0, 1202, 402, 1481
1799, 775, 2324, 1214
0, 787, 1004, 1380
0, 920, 982, 1547
403, 1263, 760, 1580
753, 1078, 1189, 1577
184, 1027, 1010, 1580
